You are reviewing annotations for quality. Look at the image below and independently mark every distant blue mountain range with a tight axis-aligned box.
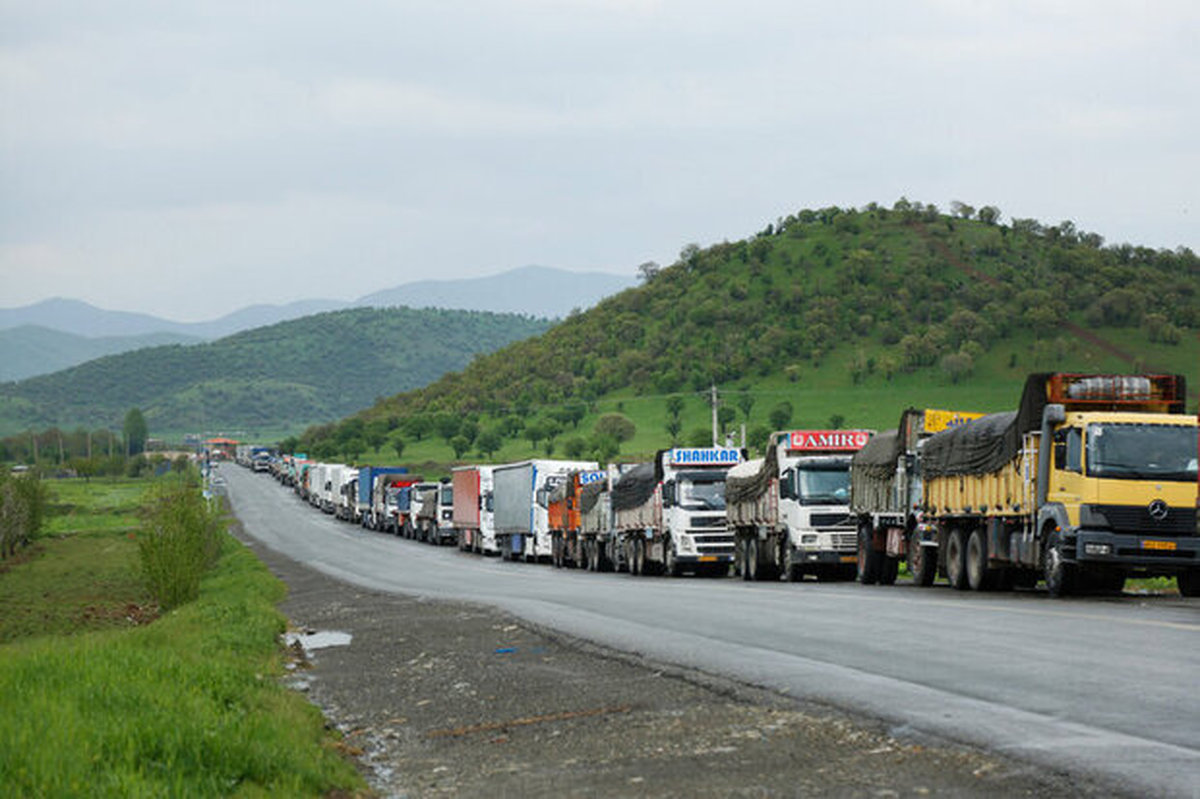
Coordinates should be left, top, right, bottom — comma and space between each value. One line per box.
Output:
0, 266, 635, 381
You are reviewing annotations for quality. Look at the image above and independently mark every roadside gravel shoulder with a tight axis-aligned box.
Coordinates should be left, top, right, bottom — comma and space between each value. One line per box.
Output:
232, 527, 1121, 799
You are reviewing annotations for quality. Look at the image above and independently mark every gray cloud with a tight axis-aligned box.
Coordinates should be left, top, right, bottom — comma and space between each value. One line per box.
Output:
2, 1, 1196, 320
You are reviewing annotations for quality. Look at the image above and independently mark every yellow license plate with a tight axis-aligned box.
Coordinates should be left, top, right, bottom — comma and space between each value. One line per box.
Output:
1142, 540, 1177, 551
840, 555, 857, 563
698, 556, 717, 562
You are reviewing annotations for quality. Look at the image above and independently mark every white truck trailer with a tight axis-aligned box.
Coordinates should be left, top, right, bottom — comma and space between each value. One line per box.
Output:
727, 429, 872, 582
492, 459, 599, 562
452, 465, 498, 554
613, 447, 743, 577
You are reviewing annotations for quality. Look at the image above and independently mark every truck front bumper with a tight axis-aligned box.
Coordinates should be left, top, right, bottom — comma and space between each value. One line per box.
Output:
675, 554, 734, 565
1071, 529, 1200, 572
795, 549, 858, 566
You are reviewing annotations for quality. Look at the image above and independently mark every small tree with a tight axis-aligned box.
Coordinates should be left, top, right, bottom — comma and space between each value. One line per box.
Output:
392, 437, 406, 459
524, 420, 548, 450
123, 408, 148, 456
940, 351, 974, 384
476, 429, 502, 459
594, 413, 636, 443
736, 392, 755, 421
977, 205, 1001, 225
768, 401, 793, 431
450, 435, 470, 459
404, 415, 432, 442
637, 260, 661, 282
434, 413, 461, 444
590, 434, 620, 464
748, 424, 771, 454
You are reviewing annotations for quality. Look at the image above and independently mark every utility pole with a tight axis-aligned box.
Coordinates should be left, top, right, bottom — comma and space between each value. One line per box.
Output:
711, 383, 719, 447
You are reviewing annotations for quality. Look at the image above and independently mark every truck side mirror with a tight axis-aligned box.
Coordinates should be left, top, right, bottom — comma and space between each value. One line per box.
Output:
1053, 440, 1067, 469
662, 481, 676, 507
779, 470, 793, 500
536, 488, 548, 507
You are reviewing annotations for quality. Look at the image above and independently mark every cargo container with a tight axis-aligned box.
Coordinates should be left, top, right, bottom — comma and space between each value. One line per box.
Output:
356, 466, 410, 529
452, 466, 498, 554
412, 481, 455, 544
548, 469, 605, 567
727, 430, 872, 582
851, 409, 983, 585
614, 447, 743, 576
492, 460, 600, 562
578, 464, 634, 572
920, 373, 1199, 596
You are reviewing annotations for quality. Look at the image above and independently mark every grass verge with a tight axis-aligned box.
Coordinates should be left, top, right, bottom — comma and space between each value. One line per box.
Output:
0, 485, 366, 797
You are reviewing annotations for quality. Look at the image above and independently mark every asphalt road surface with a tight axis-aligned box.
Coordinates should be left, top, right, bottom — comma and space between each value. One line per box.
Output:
221, 466, 1200, 798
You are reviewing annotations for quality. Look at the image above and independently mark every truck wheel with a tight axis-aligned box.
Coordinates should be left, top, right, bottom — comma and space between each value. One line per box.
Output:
1178, 570, 1200, 597
634, 539, 646, 576
945, 528, 969, 590
907, 535, 937, 587
746, 539, 760, 581
966, 528, 991, 591
665, 538, 682, 577
780, 542, 800, 583
1043, 533, 1076, 598
857, 526, 880, 585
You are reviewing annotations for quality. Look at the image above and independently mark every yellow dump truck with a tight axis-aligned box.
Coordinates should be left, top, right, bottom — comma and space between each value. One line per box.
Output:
850, 408, 983, 586
921, 373, 1199, 596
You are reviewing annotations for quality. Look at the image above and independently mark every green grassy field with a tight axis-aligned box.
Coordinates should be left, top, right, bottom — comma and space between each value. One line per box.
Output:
0, 478, 366, 797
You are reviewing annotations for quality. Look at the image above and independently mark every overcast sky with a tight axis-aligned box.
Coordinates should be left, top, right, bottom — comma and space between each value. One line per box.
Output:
2, 1, 1196, 321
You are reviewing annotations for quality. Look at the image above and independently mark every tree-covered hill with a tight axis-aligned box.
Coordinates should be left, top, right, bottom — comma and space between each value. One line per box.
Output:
294, 200, 1199, 464
0, 307, 551, 437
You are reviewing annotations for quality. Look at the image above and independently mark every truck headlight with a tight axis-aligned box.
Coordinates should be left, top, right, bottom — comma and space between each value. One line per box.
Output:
801, 534, 818, 545
1084, 542, 1112, 556
678, 535, 696, 554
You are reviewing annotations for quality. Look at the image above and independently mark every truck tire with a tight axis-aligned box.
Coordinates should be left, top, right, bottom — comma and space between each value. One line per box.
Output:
746, 538, 760, 581
1178, 570, 1200, 597
907, 534, 937, 587
634, 538, 646, 576
780, 541, 801, 583
966, 528, 991, 591
857, 526, 880, 585
1043, 532, 1076, 598
665, 538, 683, 577
945, 527, 969, 590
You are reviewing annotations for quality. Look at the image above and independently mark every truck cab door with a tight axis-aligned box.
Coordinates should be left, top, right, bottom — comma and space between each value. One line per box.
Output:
1046, 426, 1086, 518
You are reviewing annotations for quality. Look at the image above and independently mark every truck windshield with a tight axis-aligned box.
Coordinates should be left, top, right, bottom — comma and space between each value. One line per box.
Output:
1087, 423, 1199, 481
440, 486, 453, 505
795, 466, 851, 505
679, 479, 726, 510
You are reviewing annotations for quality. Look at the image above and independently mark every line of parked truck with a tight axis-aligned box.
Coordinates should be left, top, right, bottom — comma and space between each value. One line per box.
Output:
251, 372, 1200, 598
